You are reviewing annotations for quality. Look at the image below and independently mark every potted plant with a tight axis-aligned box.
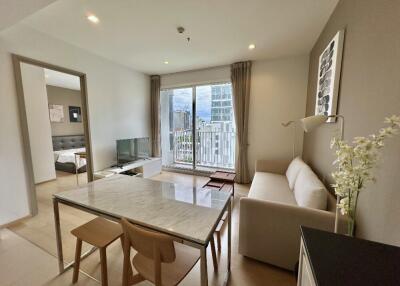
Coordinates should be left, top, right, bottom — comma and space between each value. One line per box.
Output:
331, 115, 400, 236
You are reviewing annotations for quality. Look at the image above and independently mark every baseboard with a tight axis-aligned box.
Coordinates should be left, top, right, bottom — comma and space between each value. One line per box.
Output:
0, 214, 32, 229
162, 166, 213, 177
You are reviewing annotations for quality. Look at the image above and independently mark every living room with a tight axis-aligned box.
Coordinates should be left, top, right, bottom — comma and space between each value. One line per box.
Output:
1, 0, 400, 285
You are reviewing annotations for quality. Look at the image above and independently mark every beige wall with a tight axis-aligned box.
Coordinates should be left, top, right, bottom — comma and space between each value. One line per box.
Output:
303, 0, 400, 245
0, 24, 150, 225
46, 85, 84, 136
248, 55, 309, 176
160, 55, 309, 177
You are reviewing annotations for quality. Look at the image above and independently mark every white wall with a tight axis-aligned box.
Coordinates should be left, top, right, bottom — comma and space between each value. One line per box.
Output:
21, 63, 56, 183
0, 24, 150, 225
248, 55, 309, 176
0, 41, 30, 225
160, 55, 309, 178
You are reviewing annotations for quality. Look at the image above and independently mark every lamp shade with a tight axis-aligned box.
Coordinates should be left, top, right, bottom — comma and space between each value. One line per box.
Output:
300, 115, 328, 132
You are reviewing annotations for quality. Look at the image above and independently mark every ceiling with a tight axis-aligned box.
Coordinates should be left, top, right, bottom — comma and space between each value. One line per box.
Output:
45, 68, 80, 90
22, 0, 338, 75
0, 0, 56, 31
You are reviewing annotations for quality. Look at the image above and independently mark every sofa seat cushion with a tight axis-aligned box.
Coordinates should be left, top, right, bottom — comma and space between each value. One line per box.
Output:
249, 172, 297, 206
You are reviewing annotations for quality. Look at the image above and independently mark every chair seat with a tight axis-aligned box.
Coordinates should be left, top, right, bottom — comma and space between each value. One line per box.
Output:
132, 241, 200, 286
71, 217, 122, 248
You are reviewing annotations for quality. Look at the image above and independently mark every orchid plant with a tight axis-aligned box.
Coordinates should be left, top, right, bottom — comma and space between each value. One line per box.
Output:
330, 115, 400, 236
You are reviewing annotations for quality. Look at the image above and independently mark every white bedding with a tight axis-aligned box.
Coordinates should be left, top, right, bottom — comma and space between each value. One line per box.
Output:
54, 148, 86, 168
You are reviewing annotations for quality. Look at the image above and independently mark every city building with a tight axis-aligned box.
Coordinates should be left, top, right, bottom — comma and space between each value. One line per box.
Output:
211, 84, 234, 123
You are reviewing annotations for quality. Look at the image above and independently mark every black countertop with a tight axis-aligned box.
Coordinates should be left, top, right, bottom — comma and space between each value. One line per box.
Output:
301, 226, 400, 286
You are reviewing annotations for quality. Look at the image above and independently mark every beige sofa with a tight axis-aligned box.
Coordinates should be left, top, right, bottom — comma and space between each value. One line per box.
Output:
239, 157, 346, 271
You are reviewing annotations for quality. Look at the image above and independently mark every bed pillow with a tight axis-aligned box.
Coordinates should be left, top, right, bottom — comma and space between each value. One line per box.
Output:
286, 157, 307, 190
293, 167, 327, 210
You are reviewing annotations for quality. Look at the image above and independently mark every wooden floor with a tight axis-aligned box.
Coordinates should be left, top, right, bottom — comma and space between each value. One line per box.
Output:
3, 171, 296, 286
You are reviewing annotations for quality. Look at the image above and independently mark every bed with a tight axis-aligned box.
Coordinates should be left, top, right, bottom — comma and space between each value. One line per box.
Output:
52, 135, 87, 174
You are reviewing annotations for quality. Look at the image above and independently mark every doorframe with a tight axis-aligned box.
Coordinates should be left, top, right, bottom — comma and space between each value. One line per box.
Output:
12, 54, 94, 216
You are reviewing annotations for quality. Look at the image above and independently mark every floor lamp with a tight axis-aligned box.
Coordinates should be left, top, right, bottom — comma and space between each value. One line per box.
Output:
281, 120, 297, 159
299, 114, 345, 233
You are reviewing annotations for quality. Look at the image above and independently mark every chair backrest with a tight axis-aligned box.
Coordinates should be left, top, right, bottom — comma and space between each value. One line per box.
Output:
120, 218, 176, 263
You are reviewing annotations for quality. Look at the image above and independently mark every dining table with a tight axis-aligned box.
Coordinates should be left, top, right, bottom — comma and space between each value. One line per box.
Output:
53, 174, 232, 286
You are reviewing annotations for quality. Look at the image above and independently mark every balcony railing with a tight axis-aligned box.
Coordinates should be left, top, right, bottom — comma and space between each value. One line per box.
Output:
173, 130, 235, 169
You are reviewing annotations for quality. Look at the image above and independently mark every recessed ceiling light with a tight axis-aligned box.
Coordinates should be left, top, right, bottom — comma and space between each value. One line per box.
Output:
248, 44, 256, 50
164, 61, 169, 64
87, 14, 99, 24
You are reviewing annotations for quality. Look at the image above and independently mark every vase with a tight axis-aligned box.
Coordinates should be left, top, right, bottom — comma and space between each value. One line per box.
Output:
347, 216, 355, 236
346, 191, 359, 236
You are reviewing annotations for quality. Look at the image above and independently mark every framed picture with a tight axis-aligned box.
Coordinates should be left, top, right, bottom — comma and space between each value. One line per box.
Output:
315, 30, 345, 123
49, 104, 64, 122
69, 106, 82, 122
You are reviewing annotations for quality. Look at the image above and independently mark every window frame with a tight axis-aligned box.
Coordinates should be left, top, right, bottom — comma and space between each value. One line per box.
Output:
160, 81, 234, 171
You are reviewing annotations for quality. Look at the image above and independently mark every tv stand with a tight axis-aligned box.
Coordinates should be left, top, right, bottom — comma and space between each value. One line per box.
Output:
94, 157, 161, 179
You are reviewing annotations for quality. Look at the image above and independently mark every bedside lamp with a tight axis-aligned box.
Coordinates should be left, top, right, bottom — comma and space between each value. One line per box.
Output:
283, 114, 345, 233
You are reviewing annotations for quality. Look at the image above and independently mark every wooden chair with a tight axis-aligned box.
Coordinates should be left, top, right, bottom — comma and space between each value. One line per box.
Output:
71, 217, 123, 286
120, 218, 201, 286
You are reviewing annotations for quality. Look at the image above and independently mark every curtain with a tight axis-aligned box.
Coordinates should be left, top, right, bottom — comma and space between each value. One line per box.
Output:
150, 75, 161, 157
231, 61, 252, 183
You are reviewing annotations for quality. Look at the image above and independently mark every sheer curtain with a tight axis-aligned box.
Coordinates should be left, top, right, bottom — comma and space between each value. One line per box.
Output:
231, 61, 252, 183
150, 75, 161, 157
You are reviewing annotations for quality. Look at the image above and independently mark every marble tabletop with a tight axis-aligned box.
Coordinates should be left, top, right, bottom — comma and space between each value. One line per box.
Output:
54, 175, 231, 244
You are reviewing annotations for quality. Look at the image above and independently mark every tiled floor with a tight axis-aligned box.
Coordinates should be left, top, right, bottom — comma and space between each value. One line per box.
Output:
2, 171, 296, 286
9, 171, 94, 262
0, 228, 97, 286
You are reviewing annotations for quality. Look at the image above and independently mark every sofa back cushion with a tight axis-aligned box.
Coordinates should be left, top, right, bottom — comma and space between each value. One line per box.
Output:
286, 157, 307, 190
293, 167, 327, 210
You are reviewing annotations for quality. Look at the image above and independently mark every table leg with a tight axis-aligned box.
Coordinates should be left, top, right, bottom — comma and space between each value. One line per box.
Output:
228, 197, 232, 270
210, 236, 218, 271
75, 154, 79, 185
200, 245, 208, 286
53, 198, 64, 273
224, 197, 232, 285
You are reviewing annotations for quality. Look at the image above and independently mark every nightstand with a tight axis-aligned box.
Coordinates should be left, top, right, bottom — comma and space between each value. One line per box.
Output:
298, 226, 400, 286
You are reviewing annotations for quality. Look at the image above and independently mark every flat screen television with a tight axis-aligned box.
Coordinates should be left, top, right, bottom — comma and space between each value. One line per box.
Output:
116, 137, 150, 165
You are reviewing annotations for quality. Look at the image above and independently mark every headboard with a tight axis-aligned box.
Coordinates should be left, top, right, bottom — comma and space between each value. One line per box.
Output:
52, 135, 86, 151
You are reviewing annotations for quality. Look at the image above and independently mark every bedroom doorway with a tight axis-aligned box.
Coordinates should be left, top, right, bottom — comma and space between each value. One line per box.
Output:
12, 54, 93, 217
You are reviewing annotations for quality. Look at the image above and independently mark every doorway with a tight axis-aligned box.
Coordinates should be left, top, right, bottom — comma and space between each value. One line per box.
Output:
12, 54, 93, 216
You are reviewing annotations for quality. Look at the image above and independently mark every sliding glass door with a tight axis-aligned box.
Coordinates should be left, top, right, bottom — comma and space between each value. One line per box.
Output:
195, 84, 235, 171
160, 83, 235, 172
160, 87, 193, 170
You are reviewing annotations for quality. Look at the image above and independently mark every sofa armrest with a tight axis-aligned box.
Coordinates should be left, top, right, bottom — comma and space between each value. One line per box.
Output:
255, 159, 291, 174
239, 197, 347, 270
